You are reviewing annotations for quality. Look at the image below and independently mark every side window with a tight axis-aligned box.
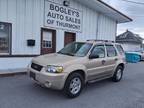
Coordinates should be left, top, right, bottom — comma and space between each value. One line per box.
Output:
106, 45, 117, 57
116, 45, 124, 55
0, 22, 11, 54
91, 45, 105, 58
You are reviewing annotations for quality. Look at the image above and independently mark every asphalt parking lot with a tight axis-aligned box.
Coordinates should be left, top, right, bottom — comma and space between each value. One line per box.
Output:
0, 62, 144, 108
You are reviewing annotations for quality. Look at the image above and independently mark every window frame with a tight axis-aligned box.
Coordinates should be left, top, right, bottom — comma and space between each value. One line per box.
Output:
42, 31, 53, 48
105, 44, 117, 57
90, 44, 106, 59
42, 40, 52, 48
0, 22, 12, 55
116, 44, 125, 55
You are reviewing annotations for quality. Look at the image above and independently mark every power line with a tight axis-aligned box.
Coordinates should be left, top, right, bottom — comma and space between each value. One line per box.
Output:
103, 0, 144, 17
129, 15, 144, 17
119, 0, 144, 5
118, 0, 144, 17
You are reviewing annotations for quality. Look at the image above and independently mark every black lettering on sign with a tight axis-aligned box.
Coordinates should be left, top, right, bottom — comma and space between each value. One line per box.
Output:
47, 12, 64, 20
76, 12, 79, 17
49, 3, 80, 18
59, 7, 64, 13
47, 19, 54, 24
45, 1, 82, 32
50, 4, 54, 10
65, 16, 81, 24
47, 12, 52, 17
55, 5, 60, 12
56, 21, 81, 30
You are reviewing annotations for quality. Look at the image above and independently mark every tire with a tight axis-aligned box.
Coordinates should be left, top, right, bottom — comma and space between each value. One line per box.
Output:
112, 66, 124, 82
63, 72, 84, 98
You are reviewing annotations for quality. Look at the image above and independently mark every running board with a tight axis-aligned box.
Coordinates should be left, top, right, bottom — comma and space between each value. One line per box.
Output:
87, 75, 112, 84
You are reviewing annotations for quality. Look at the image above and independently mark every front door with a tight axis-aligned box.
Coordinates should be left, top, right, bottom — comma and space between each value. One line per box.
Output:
64, 32, 76, 46
87, 45, 107, 81
41, 28, 56, 55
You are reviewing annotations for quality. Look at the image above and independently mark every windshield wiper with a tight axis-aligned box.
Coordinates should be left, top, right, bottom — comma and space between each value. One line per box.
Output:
57, 52, 74, 56
66, 53, 74, 56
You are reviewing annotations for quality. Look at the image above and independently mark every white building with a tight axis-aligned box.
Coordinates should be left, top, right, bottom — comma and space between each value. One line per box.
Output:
0, 0, 132, 73
116, 30, 143, 52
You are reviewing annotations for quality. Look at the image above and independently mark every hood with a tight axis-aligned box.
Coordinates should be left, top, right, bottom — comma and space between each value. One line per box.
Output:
32, 53, 78, 66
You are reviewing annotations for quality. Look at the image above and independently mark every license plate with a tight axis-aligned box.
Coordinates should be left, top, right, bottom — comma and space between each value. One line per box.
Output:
30, 72, 36, 80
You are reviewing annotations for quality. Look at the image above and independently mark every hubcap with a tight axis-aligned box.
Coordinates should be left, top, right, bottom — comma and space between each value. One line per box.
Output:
116, 69, 122, 80
69, 77, 81, 95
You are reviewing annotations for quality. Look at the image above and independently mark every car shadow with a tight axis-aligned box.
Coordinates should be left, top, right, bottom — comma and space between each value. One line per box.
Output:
28, 78, 116, 100
84, 79, 114, 91
30, 82, 65, 99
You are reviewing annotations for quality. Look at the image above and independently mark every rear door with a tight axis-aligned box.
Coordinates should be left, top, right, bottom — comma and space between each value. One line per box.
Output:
105, 44, 118, 74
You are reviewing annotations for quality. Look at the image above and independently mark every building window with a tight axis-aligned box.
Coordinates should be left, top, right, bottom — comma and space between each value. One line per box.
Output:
0, 22, 11, 54
42, 31, 52, 48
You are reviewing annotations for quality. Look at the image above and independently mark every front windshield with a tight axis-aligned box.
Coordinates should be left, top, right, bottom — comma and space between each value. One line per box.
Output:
58, 42, 93, 57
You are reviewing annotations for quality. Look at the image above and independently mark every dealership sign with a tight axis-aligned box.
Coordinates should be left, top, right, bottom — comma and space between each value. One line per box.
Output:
44, 0, 82, 32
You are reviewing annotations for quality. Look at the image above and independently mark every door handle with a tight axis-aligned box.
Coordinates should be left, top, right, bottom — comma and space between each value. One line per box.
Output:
115, 58, 118, 61
102, 60, 106, 65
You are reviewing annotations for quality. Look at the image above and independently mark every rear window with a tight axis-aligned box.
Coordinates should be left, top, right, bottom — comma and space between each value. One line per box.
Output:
106, 45, 117, 57
116, 45, 124, 55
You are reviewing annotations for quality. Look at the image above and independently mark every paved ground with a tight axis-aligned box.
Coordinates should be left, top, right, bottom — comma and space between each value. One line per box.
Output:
0, 62, 144, 108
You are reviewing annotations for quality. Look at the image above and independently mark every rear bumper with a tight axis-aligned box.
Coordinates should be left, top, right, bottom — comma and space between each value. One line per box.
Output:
28, 68, 67, 90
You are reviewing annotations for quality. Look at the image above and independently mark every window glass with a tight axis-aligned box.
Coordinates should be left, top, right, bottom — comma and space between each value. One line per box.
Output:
43, 31, 52, 48
116, 45, 124, 55
106, 45, 117, 57
0, 22, 11, 54
58, 42, 92, 57
91, 45, 105, 58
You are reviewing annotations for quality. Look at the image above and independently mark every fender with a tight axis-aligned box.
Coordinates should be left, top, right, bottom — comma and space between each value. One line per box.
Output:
112, 59, 125, 76
64, 64, 88, 82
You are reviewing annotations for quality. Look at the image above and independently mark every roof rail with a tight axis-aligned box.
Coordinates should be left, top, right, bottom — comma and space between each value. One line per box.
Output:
87, 39, 115, 43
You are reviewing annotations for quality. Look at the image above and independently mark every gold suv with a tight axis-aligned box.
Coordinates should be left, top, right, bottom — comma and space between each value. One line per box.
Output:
28, 40, 126, 98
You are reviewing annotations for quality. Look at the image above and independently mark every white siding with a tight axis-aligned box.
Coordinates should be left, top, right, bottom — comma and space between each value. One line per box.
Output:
0, 57, 32, 70
0, 0, 117, 71
121, 43, 141, 52
97, 14, 117, 41
67, 0, 99, 41
0, 0, 43, 55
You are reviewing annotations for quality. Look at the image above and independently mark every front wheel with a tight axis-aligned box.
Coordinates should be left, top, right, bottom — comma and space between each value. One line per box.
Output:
112, 66, 124, 82
63, 73, 84, 98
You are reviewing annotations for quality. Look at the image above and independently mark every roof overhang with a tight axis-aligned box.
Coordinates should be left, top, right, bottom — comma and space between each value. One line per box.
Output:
75, 0, 132, 23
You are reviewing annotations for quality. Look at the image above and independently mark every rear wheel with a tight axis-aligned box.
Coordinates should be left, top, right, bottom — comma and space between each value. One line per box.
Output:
63, 73, 84, 98
112, 66, 124, 82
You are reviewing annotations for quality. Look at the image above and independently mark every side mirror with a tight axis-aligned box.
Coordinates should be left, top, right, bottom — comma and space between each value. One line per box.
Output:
89, 54, 99, 59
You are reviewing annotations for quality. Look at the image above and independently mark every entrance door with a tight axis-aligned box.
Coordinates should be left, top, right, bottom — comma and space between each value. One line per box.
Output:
64, 32, 76, 46
41, 28, 56, 55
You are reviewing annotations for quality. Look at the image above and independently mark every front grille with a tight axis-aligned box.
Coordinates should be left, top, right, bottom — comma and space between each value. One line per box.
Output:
31, 63, 43, 71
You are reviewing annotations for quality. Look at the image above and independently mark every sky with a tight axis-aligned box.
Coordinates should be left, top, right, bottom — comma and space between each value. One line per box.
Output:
102, 0, 144, 38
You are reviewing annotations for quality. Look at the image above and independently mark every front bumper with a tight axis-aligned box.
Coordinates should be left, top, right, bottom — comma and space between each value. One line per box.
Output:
28, 68, 67, 90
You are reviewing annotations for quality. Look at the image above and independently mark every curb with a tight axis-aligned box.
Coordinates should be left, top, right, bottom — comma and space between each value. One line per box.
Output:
0, 72, 27, 78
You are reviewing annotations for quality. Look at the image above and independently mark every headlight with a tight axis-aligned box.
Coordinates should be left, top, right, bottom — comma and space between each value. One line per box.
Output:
46, 65, 63, 73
